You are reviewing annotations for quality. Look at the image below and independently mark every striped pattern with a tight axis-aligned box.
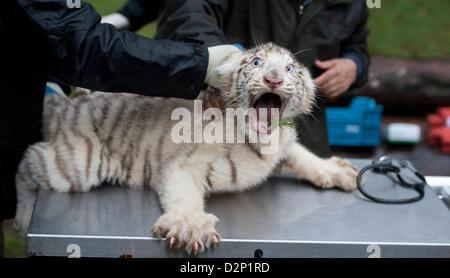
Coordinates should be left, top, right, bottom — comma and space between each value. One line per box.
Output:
16, 92, 208, 192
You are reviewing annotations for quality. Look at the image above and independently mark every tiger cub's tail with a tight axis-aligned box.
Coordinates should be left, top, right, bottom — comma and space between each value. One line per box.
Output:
13, 143, 51, 236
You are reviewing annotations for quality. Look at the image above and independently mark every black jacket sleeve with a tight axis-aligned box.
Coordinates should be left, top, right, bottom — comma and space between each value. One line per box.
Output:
156, 0, 228, 46
119, 0, 162, 32
15, 0, 209, 99
340, 1, 371, 89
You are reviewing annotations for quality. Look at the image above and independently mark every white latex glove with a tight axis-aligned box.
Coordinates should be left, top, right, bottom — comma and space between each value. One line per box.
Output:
101, 13, 130, 31
206, 45, 242, 89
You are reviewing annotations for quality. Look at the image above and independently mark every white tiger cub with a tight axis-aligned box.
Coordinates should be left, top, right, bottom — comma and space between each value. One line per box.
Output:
14, 43, 357, 254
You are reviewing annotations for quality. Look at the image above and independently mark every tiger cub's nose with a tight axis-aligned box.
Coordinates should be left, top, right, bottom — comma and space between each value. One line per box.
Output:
263, 76, 284, 89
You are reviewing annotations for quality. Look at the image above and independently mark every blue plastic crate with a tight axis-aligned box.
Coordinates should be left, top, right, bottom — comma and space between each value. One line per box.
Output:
326, 97, 383, 147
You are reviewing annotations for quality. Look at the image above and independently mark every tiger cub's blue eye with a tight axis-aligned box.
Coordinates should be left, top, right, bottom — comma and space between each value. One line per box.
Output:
252, 58, 263, 67
286, 65, 294, 73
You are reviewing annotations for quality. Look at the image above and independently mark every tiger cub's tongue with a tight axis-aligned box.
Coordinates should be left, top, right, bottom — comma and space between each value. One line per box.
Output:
252, 95, 277, 135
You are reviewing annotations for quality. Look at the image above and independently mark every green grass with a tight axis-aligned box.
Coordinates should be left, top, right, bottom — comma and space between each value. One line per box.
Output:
4, 222, 26, 258
368, 0, 450, 59
85, 0, 124, 14
86, 0, 449, 59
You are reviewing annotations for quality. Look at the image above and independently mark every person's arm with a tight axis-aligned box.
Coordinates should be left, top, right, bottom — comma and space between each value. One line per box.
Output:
339, 1, 370, 89
15, 0, 208, 99
313, 1, 370, 98
156, 0, 228, 46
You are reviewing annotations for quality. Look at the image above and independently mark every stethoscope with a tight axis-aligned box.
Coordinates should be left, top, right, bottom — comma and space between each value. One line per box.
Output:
356, 156, 426, 204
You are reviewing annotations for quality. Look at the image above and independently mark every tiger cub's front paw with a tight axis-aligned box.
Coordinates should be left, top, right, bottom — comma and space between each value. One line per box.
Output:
313, 157, 358, 192
152, 210, 221, 255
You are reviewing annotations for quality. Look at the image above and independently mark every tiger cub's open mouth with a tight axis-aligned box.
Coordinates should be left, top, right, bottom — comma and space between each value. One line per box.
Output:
251, 93, 283, 135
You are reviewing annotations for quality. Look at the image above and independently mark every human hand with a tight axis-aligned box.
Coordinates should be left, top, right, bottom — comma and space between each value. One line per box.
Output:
314, 58, 357, 99
101, 13, 130, 31
206, 45, 242, 89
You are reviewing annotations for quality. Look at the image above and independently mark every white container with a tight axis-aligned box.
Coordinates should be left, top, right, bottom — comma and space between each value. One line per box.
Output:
386, 123, 421, 144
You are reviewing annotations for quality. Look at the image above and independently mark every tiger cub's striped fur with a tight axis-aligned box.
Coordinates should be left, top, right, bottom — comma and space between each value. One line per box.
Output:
14, 43, 358, 254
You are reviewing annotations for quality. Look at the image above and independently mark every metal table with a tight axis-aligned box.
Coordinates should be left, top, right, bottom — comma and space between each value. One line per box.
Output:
27, 159, 450, 258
